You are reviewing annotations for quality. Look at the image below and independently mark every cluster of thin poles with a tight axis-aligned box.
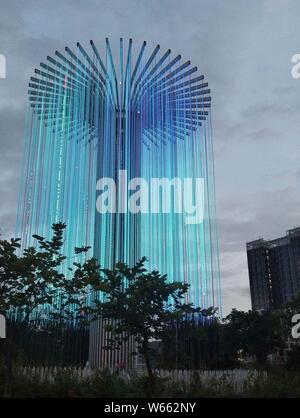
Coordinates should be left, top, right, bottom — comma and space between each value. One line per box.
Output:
17, 38, 221, 320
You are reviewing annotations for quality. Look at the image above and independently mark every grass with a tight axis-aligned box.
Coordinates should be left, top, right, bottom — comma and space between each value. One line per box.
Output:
0, 366, 300, 397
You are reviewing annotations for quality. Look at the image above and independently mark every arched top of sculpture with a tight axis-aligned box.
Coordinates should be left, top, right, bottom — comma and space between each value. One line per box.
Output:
28, 38, 211, 145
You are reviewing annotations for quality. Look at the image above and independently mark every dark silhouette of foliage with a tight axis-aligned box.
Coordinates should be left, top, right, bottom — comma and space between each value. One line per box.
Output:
93, 257, 201, 387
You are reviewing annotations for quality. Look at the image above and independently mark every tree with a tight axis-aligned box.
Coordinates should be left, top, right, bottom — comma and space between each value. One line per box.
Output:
158, 315, 224, 370
94, 258, 198, 388
0, 223, 104, 395
0, 222, 215, 395
224, 309, 284, 367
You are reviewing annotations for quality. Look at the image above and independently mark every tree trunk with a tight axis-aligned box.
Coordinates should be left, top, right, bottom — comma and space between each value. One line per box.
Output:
142, 341, 157, 397
255, 350, 268, 369
3, 323, 17, 397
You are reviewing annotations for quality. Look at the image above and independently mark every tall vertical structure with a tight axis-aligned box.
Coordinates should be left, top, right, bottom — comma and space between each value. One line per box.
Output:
17, 39, 221, 367
247, 227, 300, 311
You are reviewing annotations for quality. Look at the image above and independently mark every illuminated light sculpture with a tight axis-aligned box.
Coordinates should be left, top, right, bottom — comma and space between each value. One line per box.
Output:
17, 39, 221, 367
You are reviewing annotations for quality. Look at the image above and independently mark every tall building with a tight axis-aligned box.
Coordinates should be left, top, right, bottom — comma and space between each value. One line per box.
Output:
16, 39, 221, 366
247, 227, 300, 310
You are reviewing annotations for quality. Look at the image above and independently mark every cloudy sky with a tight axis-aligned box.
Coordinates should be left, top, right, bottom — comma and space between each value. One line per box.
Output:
0, 0, 299, 315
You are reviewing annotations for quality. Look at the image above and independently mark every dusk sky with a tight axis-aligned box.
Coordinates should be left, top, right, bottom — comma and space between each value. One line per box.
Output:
0, 0, 299, 315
